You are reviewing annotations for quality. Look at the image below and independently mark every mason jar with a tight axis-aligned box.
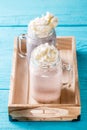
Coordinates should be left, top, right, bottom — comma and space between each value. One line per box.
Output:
29, 56, 62, 103
18, 28, 56, 62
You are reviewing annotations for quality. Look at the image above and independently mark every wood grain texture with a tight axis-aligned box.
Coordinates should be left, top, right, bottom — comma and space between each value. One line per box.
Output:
0, 0, 87, 128
8, 37, 80, 121
9, 38, 28, 104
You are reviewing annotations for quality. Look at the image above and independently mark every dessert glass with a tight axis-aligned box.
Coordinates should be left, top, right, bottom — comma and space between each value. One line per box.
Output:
29, 56, 62, 103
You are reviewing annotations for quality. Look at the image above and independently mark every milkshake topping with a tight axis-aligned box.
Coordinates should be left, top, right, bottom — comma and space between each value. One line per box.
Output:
31, 43, 59, 67
28, 12, 58, 38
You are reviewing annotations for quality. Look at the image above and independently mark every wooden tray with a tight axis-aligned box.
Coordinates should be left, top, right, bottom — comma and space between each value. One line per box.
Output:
8, 36, 81, 121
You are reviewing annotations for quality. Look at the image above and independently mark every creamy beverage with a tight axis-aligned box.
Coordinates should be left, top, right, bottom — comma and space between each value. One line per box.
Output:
27, 12, 58, 61
30, 43, 62, 103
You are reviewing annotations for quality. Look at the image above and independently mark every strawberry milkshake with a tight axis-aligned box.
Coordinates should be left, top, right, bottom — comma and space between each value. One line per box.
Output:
30, 43, 62, 103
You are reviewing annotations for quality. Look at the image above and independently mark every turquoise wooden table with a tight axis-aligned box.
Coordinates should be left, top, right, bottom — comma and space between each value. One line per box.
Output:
0, 0, 87, 129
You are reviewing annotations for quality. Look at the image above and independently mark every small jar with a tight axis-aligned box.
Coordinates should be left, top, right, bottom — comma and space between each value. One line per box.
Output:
27, 29, 56, 62
30, 56, 62, 103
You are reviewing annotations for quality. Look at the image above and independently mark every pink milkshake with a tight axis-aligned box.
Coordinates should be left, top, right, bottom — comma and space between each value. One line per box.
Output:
30, 43, 62, 103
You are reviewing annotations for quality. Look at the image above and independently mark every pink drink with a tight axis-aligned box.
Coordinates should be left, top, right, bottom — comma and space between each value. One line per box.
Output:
29, 43, 62, 103
30, 58, 62, 103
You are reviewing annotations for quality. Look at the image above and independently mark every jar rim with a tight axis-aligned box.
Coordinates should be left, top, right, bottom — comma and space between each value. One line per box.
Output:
30, 55, 61, 69
27, 28, 56, 39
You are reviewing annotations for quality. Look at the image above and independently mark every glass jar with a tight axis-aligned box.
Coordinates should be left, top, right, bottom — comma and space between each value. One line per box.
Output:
27, 29, 56, 62
18, 29, 56, 62
29, 57, 62, 103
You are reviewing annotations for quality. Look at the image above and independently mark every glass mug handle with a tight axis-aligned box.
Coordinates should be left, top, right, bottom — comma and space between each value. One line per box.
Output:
18, 34, 27, 58
62, 63, 73, 88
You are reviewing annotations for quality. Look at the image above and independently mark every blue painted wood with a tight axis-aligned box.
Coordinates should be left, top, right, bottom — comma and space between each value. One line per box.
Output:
0, 113, 87, 130
0, 0, 87, 129
0, 0, 87, 16
0, 13, 87, 27
0, 0, 87, 26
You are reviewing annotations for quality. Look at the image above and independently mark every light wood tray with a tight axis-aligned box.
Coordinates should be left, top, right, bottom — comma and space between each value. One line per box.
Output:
8, 36, 81, 121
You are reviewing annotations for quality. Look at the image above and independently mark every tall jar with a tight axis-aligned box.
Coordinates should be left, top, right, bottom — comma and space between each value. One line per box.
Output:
18, 12, 58, 61
29, 56, 62, 103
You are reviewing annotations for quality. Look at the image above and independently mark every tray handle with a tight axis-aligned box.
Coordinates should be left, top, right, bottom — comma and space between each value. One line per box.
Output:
10, 107, 69, 119
30, 107, 69, 118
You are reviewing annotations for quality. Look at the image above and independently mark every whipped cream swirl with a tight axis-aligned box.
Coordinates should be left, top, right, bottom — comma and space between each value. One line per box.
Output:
31, 43, 59, 67
28, 12, 58, 38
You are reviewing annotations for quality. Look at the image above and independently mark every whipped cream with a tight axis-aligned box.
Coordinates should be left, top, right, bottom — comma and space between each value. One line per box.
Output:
31, 43, 59, 67
28, 12, 58, 38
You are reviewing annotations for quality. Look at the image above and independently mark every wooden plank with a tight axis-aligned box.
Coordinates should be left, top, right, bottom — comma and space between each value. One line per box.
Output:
8, 38, 28, 104
0, 14, 87, 27
0, 90, 9, 113
0, 0, 87, 26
